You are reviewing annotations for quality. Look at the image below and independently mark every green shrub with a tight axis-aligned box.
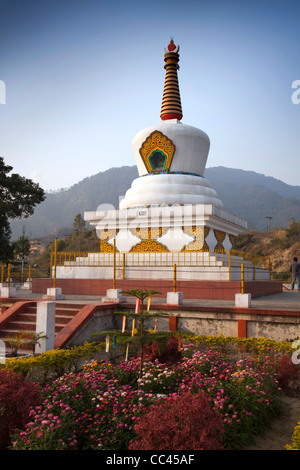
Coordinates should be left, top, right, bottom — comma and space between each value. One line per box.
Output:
286, 421, 300, 450
10, 338, 288, 451
1, 342, 105, 383
1, 335, 293, 384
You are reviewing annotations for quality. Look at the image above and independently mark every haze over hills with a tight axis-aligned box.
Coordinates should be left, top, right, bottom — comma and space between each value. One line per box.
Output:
10, 166, 300, 241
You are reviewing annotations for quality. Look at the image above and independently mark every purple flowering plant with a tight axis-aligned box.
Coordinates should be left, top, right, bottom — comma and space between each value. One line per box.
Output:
11, 344, 283, 450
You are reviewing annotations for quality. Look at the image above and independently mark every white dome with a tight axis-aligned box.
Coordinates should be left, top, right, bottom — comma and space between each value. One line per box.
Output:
133, 119, 210, 177
119, 173, 223, 210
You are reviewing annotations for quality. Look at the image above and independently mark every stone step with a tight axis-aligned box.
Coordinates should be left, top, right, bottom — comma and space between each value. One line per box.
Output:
55, 307, 82, 317
14, 312, 37, 322
5, 320, 36, 332
0, 302, 83, 355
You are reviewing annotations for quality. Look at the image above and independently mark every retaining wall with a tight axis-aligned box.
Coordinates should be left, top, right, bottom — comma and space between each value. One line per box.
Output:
32, 278, 282, 300
67, 302, 300, 346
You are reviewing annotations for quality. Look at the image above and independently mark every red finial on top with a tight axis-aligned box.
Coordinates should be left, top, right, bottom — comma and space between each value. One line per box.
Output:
168, 39, 176, 51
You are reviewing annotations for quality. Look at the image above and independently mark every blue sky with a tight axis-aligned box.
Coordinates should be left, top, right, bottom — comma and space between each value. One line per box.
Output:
0, 0, 299, 191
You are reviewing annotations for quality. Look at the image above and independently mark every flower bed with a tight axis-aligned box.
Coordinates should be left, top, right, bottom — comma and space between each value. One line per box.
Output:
11, 340, 288, 450
286, 419, 300, 450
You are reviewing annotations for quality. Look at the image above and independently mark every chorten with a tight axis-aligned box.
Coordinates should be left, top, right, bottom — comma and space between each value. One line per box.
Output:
120, 39, 223, 212
85, 39, 247, 255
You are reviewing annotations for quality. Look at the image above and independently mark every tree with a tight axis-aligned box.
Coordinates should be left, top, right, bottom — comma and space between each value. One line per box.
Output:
0, 157, 45, 263
92, 289, 183, 378
13, 227, 31, 281
72, 213, 86, 251
0, 216, 13, 263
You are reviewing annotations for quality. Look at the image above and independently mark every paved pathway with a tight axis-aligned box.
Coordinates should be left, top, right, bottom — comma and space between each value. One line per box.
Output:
8, 287, 300, 311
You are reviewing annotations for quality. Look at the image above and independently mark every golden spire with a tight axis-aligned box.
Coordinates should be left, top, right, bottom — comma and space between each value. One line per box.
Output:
160, 39, 183, 121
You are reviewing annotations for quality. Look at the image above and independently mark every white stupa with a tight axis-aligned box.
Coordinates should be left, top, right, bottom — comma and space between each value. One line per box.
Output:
55, 39, 274, 290
120, 39, 222, 211
85, 39, 247, 256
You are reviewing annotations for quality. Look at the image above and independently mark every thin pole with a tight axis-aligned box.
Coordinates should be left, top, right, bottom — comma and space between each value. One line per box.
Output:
241, 263, 245, 294
53, 238, 57, 288
122, 253, 125, 280
173, 263, 177, 293
7, 264, 11, 288
113, 238, 116, 289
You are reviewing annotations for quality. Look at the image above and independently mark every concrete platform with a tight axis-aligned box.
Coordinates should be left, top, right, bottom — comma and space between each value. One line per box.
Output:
1, 285, 300, 311
1, 288, 299, 343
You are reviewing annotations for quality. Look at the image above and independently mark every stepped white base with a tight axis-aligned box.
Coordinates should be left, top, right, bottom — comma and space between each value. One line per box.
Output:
48, 203, 271, 283
55, 253, 270, 282
85, 203, 247, 254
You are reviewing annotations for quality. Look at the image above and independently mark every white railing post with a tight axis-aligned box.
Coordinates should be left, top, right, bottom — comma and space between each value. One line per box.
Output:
35, 302, 56, 353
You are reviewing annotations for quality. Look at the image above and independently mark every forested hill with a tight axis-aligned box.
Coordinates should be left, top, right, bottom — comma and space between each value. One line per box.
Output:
10, 165, 300, 240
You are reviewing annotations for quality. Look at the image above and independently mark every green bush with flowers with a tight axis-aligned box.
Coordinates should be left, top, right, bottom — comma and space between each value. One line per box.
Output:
286, 420, 300, 450
1, 341, 105, 383
9, 336, 297, 451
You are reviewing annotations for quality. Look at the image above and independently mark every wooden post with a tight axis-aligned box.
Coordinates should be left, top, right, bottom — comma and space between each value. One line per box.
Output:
228, 251, 231, 281
1, 265, 4, 283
